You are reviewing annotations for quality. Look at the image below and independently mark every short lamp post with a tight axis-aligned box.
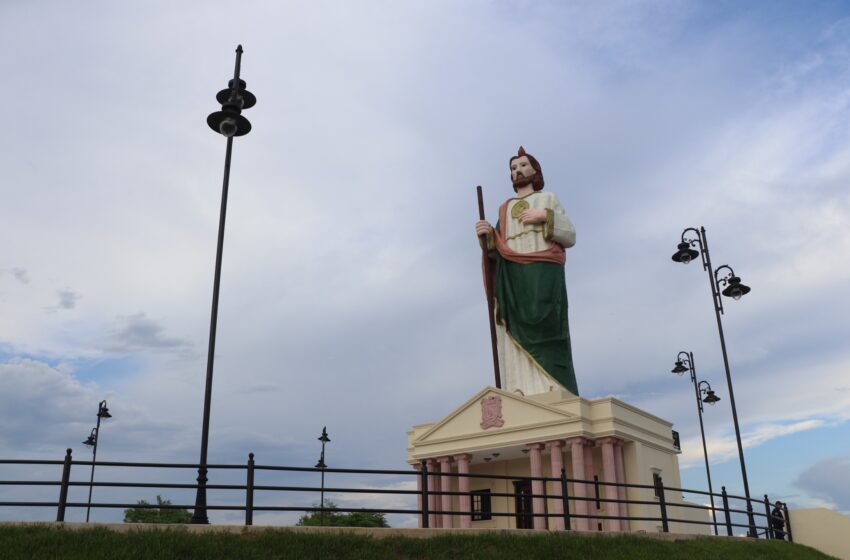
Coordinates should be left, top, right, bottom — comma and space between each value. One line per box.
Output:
83, 400, 112, 523
672, 226, 756, 537
316, 427, 330, 526
191, 45, 256, 525
672, 352, 720, 535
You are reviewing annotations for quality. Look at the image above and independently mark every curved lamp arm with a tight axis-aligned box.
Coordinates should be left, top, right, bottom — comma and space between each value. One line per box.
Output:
681, 227, 702, 246
714, 265, 735, 287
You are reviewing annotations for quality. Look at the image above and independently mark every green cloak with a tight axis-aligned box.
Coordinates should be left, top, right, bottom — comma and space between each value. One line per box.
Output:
493, 254, 579, 395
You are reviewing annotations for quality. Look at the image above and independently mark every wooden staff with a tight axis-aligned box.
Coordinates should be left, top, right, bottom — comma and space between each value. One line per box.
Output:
477, 186, 501, 389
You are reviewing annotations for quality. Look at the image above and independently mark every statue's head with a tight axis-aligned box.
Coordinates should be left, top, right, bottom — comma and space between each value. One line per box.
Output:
509, 146, 544, 192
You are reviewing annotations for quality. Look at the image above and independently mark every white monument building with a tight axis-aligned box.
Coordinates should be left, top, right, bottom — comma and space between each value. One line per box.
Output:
406, 386, 709, 533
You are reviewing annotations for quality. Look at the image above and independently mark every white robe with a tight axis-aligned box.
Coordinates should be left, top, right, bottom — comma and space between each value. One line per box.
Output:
494, 191, 576, 396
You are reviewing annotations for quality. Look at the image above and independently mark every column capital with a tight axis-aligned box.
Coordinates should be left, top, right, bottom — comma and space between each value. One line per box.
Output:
453, 453, 472, 462
565, 436, 590, 446
437, 456, 453, 465
597, 436, 623, 446
546, 439, 565, 450
525, 442, 545, 451
425, 458, 438, 467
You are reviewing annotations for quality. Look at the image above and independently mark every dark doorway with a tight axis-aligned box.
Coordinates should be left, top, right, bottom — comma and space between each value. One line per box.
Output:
513, 480, 533, 529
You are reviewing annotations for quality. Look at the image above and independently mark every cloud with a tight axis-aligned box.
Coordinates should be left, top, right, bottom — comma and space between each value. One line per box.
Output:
679, 419, 829, 468
0, 358, 189, 457
0, 358, 98, 452
55, 289, 79, 310
103, 313, 190, 354
0, 358, 212, 522
42, 288, 80, 313
11, 268, 29, 284
793, 456, 850, 514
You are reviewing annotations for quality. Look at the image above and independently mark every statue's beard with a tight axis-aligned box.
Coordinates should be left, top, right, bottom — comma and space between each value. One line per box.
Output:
512, 173, 535, 190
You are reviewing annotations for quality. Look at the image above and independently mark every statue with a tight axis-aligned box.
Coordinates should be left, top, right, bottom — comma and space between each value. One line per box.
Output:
475, 147, 578, 396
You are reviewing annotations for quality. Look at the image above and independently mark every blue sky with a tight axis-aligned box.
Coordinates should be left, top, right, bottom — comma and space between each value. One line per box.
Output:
1, 0, 849, 525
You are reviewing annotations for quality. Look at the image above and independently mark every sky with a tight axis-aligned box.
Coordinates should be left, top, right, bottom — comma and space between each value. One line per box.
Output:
1, 0, 849, 527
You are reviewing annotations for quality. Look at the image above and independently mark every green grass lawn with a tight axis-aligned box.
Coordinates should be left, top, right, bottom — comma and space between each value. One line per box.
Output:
0, 526, 835, 560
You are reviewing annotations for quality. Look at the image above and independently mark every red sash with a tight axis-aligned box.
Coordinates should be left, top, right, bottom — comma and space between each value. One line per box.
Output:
493, 200, 565, 265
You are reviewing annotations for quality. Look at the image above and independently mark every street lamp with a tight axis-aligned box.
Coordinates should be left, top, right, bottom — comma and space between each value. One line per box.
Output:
672, 226, 757, 537
84, 400, 112, 523
672, 352, 720, 535
191, 45, 256, 525
700, 383, 721, 406
316, 427, 330, 526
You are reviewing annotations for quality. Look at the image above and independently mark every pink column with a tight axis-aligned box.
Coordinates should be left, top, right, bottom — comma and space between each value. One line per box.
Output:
614, 440, 629, 531
426, 459, 439, 528
547, 440, 565, 530
415, 463, 423, 528
527, 443, 547, 530
599, 438, 621, 531
566, 437, 589, 531
583, 440, 596, 530
439, 457, 454, 529
454, 454, 472, 529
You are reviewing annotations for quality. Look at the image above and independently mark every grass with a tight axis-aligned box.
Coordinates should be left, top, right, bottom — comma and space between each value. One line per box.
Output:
0, 525, 835, 560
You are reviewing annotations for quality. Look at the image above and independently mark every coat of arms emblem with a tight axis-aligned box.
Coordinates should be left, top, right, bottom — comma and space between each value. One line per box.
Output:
480, 396, 505, 429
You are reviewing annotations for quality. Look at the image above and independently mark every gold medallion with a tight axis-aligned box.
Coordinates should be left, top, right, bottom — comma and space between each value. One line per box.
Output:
511, 200, 529, 219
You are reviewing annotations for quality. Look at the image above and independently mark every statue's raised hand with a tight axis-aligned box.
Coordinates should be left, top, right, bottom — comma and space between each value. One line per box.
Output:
519, 208, 547, 225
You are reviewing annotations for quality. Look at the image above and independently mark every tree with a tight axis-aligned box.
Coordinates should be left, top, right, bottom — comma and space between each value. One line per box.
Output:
123, 495, 192, 524
296, 501, 389, 528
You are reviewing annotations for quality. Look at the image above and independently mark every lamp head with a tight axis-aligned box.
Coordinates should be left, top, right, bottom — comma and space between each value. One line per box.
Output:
98, 404, 112, 419
208, 46, 255, 137
672, 242, 699, 264
207, 111, 251, 137
318, 426, 330, 443
671, 360, 688, 375
83, 430, 97, 447
702, 389, 721, 405
216, 80, 256, 109
721, 276, 751, 300
315, 459, 327, 469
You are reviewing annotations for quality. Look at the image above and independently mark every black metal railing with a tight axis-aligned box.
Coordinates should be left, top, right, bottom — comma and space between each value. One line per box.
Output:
0, 449, 792, 541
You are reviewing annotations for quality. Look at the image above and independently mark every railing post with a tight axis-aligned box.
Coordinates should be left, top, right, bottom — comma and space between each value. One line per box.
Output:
594, 475, 601, 509
763, 495, 772, 539
783, 502, 793, 543
245, 452, 255, 526
420, 461, 430, 528
721, 486, 733, 536
560, 468, 571, 531
656, 475, 669, 533
56, 448, 72, 522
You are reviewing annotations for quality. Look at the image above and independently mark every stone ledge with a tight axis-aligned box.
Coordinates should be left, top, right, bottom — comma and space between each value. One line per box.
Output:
0, 522, 748, 542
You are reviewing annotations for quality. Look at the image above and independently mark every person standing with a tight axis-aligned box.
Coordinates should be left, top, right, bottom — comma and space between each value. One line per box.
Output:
770, 501, 786, 540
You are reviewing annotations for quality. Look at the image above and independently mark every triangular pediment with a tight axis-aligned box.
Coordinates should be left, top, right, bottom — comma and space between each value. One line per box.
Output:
414, 386, 576, 444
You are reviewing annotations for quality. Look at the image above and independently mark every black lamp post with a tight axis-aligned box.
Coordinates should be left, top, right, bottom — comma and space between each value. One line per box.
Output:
672, 226, 756, 537
316, 427, 330, 526
84, 400, 112, 523
672, 352, 720, 535
191, 45, 256, 525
